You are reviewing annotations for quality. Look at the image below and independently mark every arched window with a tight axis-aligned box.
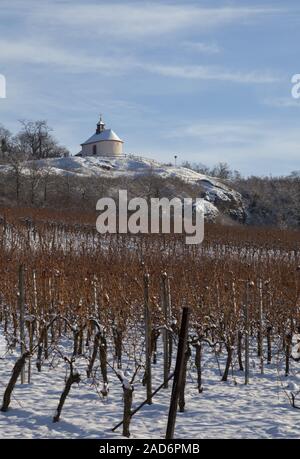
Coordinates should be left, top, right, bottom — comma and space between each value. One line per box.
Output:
93, 144, 97, 155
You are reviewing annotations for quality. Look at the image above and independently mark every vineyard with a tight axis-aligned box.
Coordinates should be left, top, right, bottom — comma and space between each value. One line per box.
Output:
0, 207, 300, 439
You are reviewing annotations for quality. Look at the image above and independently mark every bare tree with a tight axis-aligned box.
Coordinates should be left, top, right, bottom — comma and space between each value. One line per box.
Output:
211, 162, 232, 180
7, 149, 26, 204
27, 161, 42, 205
0, 124, 12, 163
17, 120, 69, 159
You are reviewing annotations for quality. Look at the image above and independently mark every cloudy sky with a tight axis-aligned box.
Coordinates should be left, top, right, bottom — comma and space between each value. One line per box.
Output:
0, 0, 299, 175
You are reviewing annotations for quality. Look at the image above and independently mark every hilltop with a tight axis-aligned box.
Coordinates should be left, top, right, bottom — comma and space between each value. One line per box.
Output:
0, 155, 246, 223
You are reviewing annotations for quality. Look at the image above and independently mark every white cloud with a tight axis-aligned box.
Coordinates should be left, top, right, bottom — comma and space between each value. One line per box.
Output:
146, 64, 279, 84
0, 39, 280, 85
182, 41, 221, 54
57, 5, 282, 37
168, 120, 300, 166
0, 40, 135, 74
14, 2, 282, 40
0, 2, 283, 84
168, 121, 264, 145
263, 97, 300, 108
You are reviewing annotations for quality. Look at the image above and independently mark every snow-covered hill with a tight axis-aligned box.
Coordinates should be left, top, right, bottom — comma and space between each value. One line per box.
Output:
0, 155, 246, 222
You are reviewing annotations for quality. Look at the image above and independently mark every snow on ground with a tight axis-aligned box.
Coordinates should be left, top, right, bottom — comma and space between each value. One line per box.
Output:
0, 329, 300, 439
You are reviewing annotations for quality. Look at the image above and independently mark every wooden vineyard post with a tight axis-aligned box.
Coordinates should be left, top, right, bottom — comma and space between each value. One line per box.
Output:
144, 273, 152, 405
167, 277, 173, 372
28, 270, 38, 384
93, 274, 98, 318
259, 279, 264, 375
244, 282, 250, 385
161, 272, 170, 388
166, 306, 190, 440
18, 264, 25, 385
27, 320, 34, 384
285, 333, 292, 377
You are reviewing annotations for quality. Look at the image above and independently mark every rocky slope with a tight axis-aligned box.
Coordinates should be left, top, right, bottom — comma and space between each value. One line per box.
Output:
0, 155, 246, 222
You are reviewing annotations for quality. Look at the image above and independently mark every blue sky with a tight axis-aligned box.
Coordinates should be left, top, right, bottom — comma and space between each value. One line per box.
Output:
0, 0, 299, 176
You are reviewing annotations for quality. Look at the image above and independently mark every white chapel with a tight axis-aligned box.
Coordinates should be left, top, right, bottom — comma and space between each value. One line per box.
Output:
79, 116, 124, 157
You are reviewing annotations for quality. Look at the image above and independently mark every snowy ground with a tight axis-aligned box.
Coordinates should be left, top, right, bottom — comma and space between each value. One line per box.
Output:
0, 330, 300, 439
